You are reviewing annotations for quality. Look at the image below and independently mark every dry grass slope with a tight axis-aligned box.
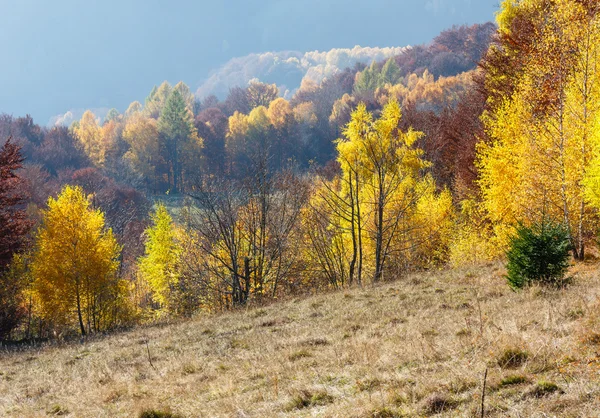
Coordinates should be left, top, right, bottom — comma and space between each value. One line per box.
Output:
2, 262, 600, 417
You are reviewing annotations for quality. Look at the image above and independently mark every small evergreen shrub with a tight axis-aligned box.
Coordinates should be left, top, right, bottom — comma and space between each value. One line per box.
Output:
505, 219, 571, 289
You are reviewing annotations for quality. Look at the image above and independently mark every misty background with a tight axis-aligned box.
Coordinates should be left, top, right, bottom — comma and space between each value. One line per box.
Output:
0, 0, 499, 125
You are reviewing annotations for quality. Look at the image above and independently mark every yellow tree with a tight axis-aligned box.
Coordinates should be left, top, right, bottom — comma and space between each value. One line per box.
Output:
247, 80, 278, 109
247, 105, 273, 173
227, 111, 250, 141
479, 0, 600, 259
248, 106, 271, 134
125, 101, 143, 119
73, 110, 106, 166
334, 103, 371, 285
326, 100, 447, 283
138, 204, 181, 311
357, 100, 429, 281
144, 81, 172, 119
301, 178, 353, 288
32, 185, 123, 336
569, 0, 600, 255
122, 113, 162, 190
100, 118, 124, 174
268, 97, 292, 129
226, 111, 250, 174
405, 175, 454, 267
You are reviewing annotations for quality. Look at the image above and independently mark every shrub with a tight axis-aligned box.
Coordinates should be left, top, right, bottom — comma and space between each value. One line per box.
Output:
499, 374, 528, 387
497, 347, 529, 368
422, 393, 459, 414
528, 381, 561, 398
505, 219, 570, 289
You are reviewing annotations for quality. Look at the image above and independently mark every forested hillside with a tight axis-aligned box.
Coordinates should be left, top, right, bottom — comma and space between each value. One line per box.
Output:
0, 21, 497, 341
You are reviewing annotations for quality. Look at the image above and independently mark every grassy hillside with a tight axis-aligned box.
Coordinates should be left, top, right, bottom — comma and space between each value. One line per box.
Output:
2, 263, 600, 417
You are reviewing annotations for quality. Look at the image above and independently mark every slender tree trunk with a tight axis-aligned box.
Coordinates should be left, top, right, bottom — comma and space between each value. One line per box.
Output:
348, 171, 357, 286
374, 177, 385, 282
556, 81, 578, 259
26, 293, 32, 340
232, 272, 240, 306
75, 285, 86, 336
575, 27, 593, 261
258, 175, 268, 294
173, 157, 179, 194
355, 171, 363, 286
244, 257, 251, 303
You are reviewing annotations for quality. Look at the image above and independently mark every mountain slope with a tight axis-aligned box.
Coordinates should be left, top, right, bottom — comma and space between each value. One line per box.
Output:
2, 263, 599, 417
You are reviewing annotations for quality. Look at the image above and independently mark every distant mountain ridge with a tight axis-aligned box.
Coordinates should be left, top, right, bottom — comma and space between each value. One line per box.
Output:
195, 45, 411, 100
49, 22, 496, 127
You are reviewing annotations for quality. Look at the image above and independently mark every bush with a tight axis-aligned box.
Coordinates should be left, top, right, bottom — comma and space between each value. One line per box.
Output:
497, 347, 529, 368
499, 374, 528, 387
505, 219, 571, 289
422, 393, 459, 414
528, 381, 561, 398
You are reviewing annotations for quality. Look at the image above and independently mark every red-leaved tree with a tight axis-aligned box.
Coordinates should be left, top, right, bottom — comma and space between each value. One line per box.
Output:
0, 138, 32, 340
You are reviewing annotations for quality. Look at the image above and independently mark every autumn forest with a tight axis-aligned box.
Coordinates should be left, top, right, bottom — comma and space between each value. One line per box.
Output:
2, 0, 600, 346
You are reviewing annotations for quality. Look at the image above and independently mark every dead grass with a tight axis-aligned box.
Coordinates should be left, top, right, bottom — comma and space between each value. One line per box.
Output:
2, 262, 600, 417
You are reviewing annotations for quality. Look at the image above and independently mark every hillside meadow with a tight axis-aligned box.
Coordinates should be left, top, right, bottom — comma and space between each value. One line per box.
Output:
2, 262, 600, 417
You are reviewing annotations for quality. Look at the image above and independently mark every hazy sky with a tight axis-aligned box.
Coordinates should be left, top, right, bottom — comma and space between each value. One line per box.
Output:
0, 0, 500, 124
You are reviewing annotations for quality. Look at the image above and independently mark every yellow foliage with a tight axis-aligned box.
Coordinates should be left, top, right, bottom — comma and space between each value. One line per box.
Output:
448, 198, 496, 266
32, 185, 125, 335
410, 176, 454, 266
138, 204, 181, 311
122, 113, 161, 182
329, 100, 450, 281
248, 106, 270, 131
227, 111, 249, 140
268, 97, 292, 129
73, 110, 106, 166
385, 70, 474, 113
293, 102, 318, 126
478, 0, 600, 258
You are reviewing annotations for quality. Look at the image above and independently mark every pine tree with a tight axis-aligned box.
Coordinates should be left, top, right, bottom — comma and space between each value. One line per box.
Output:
354, 61, 379, 94
380, 58, 401, 86
506, 218, 571, 289
158, 89, 202, 193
